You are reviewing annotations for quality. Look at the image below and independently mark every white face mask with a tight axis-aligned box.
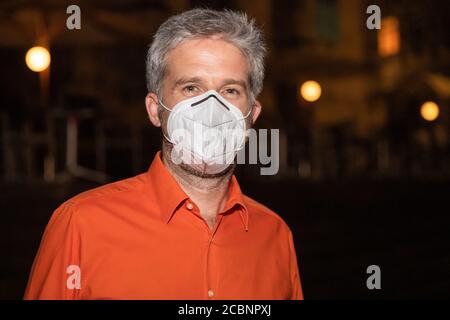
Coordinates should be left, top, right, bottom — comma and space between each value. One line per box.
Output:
159, 90, 252, 175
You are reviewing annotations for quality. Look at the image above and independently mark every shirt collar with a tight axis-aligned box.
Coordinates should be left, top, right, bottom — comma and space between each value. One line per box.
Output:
146, 151, 249, 231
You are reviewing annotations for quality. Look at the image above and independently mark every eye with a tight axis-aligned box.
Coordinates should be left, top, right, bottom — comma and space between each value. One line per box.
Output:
223, 88, 240, 96
182, 85, 199, 95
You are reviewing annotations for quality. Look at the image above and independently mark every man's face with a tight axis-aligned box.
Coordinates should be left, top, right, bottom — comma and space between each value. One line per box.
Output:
145, 37, 262, 175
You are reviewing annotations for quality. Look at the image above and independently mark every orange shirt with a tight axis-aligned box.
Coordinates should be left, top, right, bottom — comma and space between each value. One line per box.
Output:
24, 151, 303, 300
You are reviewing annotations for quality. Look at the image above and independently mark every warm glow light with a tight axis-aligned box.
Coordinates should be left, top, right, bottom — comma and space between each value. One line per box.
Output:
420, 101, 439, 122
300, 80, 322, 102
378, 17, 400, 57
25, 46, 51, 72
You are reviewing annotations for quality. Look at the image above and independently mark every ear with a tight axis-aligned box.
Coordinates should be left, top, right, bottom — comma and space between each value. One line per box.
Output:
145, 93, 161, 127
251, 100, 262, 124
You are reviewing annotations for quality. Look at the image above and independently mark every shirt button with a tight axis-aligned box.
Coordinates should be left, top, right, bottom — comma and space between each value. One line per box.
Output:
207, 289, 214, 298
186, 202, 194, 210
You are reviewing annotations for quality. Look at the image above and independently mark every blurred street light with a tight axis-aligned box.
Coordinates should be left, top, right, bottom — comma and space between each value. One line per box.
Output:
420, 101, 440, 122
298, 80, 322, 179
25, 45, 54, 181
25, 46, 51, 72
300, 80, 322, 102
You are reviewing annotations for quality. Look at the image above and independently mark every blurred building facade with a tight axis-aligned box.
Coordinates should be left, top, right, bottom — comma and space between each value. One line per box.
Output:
0, 0, 449, 182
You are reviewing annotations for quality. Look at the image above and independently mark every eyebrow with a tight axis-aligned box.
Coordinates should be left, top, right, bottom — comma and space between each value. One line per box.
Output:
222, 78, 248, 91
173, 77, 203, 90
172, 77, 248, 91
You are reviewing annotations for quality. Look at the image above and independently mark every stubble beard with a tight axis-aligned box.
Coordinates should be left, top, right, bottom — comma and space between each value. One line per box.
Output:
160, 139, 235, 191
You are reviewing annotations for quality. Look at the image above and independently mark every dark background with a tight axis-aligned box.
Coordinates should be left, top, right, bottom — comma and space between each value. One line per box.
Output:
1, 0, 449, 299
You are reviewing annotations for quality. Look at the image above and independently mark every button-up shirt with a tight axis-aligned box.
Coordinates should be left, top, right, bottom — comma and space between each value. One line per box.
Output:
24, 152, 303, 299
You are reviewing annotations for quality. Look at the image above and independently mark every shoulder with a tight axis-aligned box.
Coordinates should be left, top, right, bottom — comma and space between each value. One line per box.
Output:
243, 194, 293, 235
54, 173, 148, 219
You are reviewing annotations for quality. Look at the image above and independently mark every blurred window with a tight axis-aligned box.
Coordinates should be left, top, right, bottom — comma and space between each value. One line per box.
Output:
315, 0, 339, 43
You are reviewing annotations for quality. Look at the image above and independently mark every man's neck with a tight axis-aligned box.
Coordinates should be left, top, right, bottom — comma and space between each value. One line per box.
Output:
161, 145, 233, 230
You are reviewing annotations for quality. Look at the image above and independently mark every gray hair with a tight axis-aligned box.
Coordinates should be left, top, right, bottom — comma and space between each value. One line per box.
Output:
146, 8, 266, 102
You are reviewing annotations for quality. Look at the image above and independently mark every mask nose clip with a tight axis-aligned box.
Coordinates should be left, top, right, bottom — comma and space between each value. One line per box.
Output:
190, 94, 230, 110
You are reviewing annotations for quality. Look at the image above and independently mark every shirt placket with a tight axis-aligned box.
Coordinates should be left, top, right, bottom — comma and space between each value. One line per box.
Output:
205, 213, 224, 299
184, 199, 224, 300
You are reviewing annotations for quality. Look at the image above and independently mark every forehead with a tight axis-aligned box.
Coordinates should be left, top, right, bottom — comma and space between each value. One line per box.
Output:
164, 37, 249, 83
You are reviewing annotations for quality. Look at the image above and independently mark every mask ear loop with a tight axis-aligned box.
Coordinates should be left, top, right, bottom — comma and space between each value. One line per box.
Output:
158, 99, 175, 144
242, 104, 253, 119
232, 104, 254, 153
158, 99, 172, 112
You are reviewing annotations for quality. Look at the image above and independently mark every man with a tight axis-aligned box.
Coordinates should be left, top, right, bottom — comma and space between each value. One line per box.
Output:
24, 8, 303, 300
